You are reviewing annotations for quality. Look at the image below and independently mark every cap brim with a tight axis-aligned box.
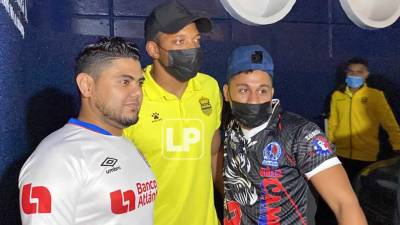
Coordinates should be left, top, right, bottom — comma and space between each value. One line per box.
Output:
160, 13, 212, 34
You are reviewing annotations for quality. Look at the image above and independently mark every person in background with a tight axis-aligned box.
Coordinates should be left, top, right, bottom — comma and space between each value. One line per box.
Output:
123, 1, 222, 225
328, 57, 400, 182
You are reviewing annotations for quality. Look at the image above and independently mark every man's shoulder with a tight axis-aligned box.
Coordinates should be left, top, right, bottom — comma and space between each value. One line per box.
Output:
332, 89, 346, 97
281, 111, 310, 125
281, 111, 320, 136
20, 126, 86, 178
364, 86, 384, 95
194, 72, 219, 88
32, 125, 98, 159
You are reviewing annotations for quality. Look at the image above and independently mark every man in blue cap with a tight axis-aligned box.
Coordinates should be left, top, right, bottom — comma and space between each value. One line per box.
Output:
222, 45, 367, 225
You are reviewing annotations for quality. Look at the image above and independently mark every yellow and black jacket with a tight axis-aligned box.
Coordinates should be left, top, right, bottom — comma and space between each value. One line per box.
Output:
328, 84, 400, 161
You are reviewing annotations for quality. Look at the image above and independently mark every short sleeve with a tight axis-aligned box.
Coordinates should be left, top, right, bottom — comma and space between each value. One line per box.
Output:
19, 144, 83, 225
215, 92, 223, 130
212, 80, 222, 131
328, 91, 339, 143
292, 122, 337, 177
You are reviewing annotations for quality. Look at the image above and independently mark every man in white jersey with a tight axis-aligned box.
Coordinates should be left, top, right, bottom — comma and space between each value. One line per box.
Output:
19, 37, 157, 225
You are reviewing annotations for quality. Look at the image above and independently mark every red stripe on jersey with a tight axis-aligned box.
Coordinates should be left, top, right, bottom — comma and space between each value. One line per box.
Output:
281, 185, 307, 225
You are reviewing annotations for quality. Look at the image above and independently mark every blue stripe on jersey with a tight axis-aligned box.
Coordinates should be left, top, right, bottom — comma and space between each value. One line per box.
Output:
68, 118, 112, 136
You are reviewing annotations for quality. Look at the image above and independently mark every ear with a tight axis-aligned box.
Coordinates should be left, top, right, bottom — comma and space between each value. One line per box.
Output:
76, 73, 95, 98
146, 41, 160, 59
271, 87, 275, 99
223, 84, 230, 102
365, 71, 370, 79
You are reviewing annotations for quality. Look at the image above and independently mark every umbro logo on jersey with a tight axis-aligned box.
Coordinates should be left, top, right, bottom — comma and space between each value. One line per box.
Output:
101, 157, 122, 174
21, 183, 52, 214
101, 157, 118, 167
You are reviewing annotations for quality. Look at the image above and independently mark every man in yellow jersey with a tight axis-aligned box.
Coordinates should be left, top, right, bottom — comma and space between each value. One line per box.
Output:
123, 1, 221, 225
328, 57, 400, 183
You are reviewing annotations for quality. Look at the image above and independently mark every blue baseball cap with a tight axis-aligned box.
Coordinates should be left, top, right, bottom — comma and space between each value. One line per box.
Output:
226, 45, 274, 82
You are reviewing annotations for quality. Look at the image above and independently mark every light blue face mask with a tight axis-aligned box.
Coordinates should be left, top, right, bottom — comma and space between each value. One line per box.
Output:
345, 75, 364, 88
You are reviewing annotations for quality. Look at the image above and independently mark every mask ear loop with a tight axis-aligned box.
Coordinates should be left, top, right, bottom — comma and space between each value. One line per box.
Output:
263, 99, 280, 128
155, 41, 168, 52
154, 43, 171, 68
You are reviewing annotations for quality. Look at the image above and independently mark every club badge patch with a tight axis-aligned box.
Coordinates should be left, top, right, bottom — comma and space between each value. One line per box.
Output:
312, 135, 333, 156
262, 142, 282, 168
361, 97, 368, 104
199, 97, 212, 115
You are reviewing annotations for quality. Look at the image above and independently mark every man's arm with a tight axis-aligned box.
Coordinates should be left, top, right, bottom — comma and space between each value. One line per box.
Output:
377, 92, 400, 151
211, 129, 224, 194
327, 92, 338, 143
19, 149, 80, 225
310, 164, 368, 225
293, 121, 367, 225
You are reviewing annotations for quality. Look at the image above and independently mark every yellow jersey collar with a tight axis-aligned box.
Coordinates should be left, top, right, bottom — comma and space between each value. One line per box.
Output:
345, 83, 368, 97
143, 64, 203, 101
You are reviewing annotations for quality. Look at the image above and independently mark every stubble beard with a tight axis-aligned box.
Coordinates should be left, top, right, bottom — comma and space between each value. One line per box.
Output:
95, 100, 139, 129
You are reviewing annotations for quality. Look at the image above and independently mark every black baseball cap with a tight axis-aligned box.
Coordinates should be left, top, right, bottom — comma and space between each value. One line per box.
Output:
145, 0, 212, 41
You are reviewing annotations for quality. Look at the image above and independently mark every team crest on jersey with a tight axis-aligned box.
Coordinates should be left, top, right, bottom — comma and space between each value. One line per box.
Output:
312, 135, 333, 156
361, 97, 368, 104
262, 142, 282, 168
199, 97, 212, 115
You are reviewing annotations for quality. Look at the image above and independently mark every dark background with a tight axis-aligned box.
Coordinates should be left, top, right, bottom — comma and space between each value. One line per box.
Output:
1, 0, 400, 224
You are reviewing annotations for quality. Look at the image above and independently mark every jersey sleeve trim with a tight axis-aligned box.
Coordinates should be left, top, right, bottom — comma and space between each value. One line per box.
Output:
305, 157, 341, 179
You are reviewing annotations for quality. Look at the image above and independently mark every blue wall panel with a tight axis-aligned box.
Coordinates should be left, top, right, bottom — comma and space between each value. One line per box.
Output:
1, 6, 28, 224
114, 19, 144, 39
1, 0, 400, 224
72, 18, 110, 36
114, 0, 228, 18
331, 0, 353, 24
332, 25, 400, 58
73, 0, 109, 15
114, 0, 160, 16
283, 1, 329, 23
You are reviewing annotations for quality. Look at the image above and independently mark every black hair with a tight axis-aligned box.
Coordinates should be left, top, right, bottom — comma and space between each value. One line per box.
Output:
75, 37, 140, 77
347, 57, 369, 69
228, 69, 273, 86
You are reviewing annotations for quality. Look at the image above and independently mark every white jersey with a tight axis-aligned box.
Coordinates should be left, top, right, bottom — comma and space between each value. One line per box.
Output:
19, 119, 157, 225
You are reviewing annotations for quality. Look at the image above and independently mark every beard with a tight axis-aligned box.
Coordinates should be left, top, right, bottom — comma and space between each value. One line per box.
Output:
95, 100, 139, 129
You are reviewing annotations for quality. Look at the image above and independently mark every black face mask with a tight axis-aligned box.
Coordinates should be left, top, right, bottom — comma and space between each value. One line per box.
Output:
159, 47, 203, 82
231, 101, 273, 128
